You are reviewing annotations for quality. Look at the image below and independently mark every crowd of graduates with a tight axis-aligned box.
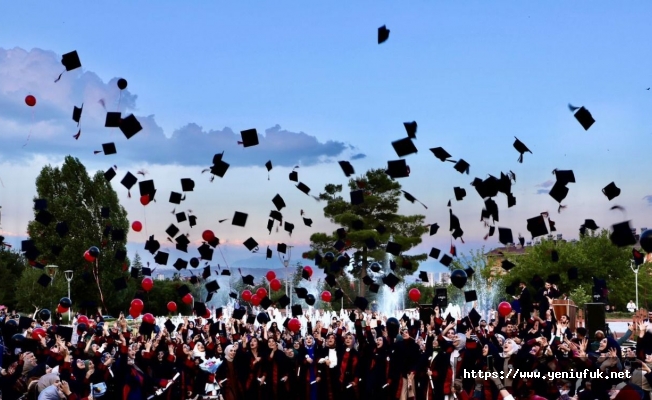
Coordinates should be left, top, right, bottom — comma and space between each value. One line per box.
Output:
2, 295, 652, 400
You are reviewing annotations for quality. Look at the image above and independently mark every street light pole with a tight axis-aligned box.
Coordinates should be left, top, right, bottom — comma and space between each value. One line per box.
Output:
64, 270, 73, 324
630, 260, 640, 310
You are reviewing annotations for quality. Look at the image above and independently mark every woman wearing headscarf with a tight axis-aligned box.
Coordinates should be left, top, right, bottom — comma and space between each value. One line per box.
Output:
366, 335, 392, 400
298, 335, 319, 400
216, 344, 243, 400
339, 332, 360, 400
114, 339, 170, 400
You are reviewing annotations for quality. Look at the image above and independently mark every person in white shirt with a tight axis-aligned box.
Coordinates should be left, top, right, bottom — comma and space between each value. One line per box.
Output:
627, 300, 637, 313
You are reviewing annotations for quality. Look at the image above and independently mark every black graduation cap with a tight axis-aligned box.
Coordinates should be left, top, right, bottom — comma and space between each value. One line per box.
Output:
296, 182, 311, 195
602, 182, 620, 201
289, 170, 298, 182
144, 235, 160, 253
177, 284, 191, 297
115, 249, 127, 262
513, 137, 532, 163
164, 319, 176, 333
34, 198, 48, 211
141, 267, 152, 276
240, 129, 259, 147
113, 277, 128, 291
232, 308, 246, 320
440, 254, 453, 267
175, 212, 187, 223
176, 234, 190, 248
378, 25, 390, 44
352, 219, 364, 230
35, 210, 53, 226
338, 161, 355, 177
188, 215, 197, 227
165, 224, 180, 238
553, 169, 576, 185
527, 215, 548, 238
121, 172, 138, 191
54, 50, 81, 82
354, 296, 369, 311
386, 241, 402, 256
173, 258, 187, 271
37, 274, 52, 287
403, 121, 417, 139
169, 192, 183, 205
277, 243, 287, 254
547, 274, 561, 284
105, 112, 121, 128
154, 251, 169, 265
259, 296, 272, 310
453, 187, 466, 201
549, 182, 569, 205
429, 248, 441, 259
284, 222, 295, 235
277, 295, 291, 308
382, 273, 400, 289
100, 206, 110, 219
221, 268, 231, 276
498, 227, 513, 245
266, 246, 273, 259
392, 137, 418, 157
130, 267, 140, 278
363, 276, 374, 286
210, 158, 230, 178
55, 221, 69, 238
464, 290, 477, 303
569, 104, 595, 131
96, 142, 117, 155
501, 259, 515, 271
242, 274, 255, 286
429, 223, 440, 236
551, 250, 559, 262
295, 287, 308, 299
465, 267, 475, 279
402, 190, 427, 208
610, 221, 637, 247
303, 217, 313, 227
369, 283, 380, 293
232, 211, 248, 227
583, 219, 599, 231
291, 304, 303, 316
205, 280, 219, 294
365, 237, 377, 249
386, 159, 410, 178
430, 147, 452, 162
197, 243, 213, 260
350, 190, 364, 205
104, 166, 117, 182
531, 275, 544, 290
453, 159, 470, 174
324, 274, 337, 288
269, 194, 287, 212
468, 308, 482, 327
418, 271, 429, 283
56, 326, 73, 343
119, 114, 142, 139
265, 160, 273, 177
181, 178, 195, 192
568, 267, 578, 280
72, 104, 83, 125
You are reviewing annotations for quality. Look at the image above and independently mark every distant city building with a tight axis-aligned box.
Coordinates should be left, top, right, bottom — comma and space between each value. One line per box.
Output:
155, 274, 165, 281
441, 273, 451, 284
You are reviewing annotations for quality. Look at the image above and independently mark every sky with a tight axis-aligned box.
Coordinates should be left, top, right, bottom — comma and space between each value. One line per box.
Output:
0, 1, 651, 276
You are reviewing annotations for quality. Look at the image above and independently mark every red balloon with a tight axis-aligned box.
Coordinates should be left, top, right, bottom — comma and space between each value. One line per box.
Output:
203, 309, 211, 318
408, 288, 421, 302
256, 287, 268, 298
288, 318, 301, 332
131, 299, 144, 312
56, 305, 68, 314
266, 271, 276, 282
250, 294, 261, 306
303, 266, 313, 278
202, 230, 215, 242
129, 307, 140, 319
270, 279, 282, 291
77, 315, 89, 325
182, 293, 193, 305
241, 290, 252, 302
140, 195, 150, 206
83, 251, 95, 262
141, 277, 154, 292
32, 327, 47, 340
498, 301, 512, 317
25, 95, 36, 107
142, 313, 155, 325
321, 291, 332, 302
131, 221, 142, 232
167, 301, 177, 313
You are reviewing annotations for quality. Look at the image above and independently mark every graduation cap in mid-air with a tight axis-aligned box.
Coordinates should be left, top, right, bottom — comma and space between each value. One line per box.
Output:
55, 50, 81, 82
378, 25, 390, 44
568, 103, 595, 131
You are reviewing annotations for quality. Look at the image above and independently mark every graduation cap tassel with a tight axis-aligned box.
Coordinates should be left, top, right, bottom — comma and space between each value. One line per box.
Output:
54, 71, 64, 83
517, 154, 523, 163
94, 150, 102, 155
22, 108, 36, 148
73, 130, 81, 140
91, 258, 108, 315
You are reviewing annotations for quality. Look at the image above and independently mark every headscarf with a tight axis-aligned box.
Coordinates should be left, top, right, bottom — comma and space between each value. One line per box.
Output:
37, 373, 60, 393
192, 348, 206, 360
454, 333, 466, 351
224, 345, 235, 362
37, 385, 63, 400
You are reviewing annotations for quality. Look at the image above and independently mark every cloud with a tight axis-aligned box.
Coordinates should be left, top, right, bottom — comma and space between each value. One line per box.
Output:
643, 195, 652, 205
0, 47, 361, 167
536, 180, 554, 188
351, 153, 367, 160
536, 189, 549, 195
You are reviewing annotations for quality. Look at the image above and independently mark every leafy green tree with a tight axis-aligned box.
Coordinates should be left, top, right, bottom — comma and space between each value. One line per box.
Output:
0, 248, 27, 310
305, 168, 428, 297
318, 272, 372, 312
131, 253, 144, 277
491, 230, 646, 310
22, 156, 130, 314
16, 267, 68, 313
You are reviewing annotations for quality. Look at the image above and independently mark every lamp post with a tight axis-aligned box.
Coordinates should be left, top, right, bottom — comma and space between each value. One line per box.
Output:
630, 260, 640, 310
64, 270, 73, 323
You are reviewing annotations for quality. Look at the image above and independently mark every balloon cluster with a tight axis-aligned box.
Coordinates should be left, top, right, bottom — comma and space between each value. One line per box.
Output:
57, 297, 72, 314
129, 298, 144, 318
